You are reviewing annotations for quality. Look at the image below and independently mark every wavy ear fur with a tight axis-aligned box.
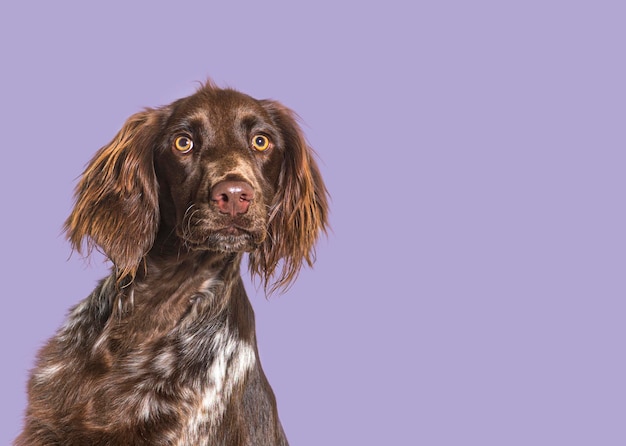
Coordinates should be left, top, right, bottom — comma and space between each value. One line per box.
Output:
65, 108, 166, 281
251, 101, 329, 292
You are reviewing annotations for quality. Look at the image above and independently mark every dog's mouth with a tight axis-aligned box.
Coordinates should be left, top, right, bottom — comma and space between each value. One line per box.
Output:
179, 204, 266, 253
216, 225, 246, 236
185, 225, 262, 253
208, 228, 257, 252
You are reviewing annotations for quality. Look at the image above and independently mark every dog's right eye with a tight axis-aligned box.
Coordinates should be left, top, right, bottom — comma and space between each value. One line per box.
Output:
174, 136, 194, 153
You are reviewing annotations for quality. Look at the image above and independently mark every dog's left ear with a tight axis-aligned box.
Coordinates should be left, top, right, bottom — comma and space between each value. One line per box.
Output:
65, 107, 168, 281
251, 100, 329, 292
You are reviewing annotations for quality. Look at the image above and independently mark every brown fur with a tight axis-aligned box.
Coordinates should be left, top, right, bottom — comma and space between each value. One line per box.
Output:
15, 81, 328, 445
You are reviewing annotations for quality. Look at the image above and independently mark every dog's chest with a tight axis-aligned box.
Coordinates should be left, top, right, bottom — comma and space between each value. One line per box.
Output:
176, 321, 257, 444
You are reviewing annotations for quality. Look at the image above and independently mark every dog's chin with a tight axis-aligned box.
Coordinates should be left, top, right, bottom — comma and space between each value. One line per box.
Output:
187, 228, 260, 253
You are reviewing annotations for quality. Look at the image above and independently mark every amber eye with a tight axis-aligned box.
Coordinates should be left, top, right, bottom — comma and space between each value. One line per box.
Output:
251, 134, 271, 152
174, 136, 193, 153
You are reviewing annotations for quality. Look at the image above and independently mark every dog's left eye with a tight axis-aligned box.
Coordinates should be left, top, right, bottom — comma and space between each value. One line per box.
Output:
251, 135, 271, 152
174, 136, 194, 153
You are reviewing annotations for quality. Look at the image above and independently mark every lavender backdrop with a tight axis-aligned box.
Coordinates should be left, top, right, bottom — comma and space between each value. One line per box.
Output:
1, 1, 624, 444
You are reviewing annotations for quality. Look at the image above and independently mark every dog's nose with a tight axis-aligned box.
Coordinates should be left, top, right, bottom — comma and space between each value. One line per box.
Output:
211, 181, 254, 216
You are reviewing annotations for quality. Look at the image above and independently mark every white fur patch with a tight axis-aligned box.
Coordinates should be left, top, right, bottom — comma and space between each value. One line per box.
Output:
178, 324, 256, 443
58, 299, 90, 342
153, 349, 176, 376
33, 362, 64, 384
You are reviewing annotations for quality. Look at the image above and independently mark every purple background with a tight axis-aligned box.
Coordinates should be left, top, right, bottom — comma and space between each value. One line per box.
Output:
1, 1, 624, 444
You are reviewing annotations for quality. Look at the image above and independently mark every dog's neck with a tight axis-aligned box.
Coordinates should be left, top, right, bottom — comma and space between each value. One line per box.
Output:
142, 247, 242, 285
74, 236, 258, 407
109, 232, 246, 313
136, 224, 244, 287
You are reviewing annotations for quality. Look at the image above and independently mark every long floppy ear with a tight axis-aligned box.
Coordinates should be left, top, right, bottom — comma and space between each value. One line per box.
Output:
251, 101, 329, 293
64, 108, 166, 281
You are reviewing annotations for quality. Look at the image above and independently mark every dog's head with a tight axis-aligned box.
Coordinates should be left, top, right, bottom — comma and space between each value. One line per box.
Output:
65, 82, 328, 291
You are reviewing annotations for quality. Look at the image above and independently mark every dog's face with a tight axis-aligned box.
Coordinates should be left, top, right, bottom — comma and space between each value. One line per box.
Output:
154, 88, 284, 253
66, 82, 328, 290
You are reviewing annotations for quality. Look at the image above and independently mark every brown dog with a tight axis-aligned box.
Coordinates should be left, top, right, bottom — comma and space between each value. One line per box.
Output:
15, 81, 328, 445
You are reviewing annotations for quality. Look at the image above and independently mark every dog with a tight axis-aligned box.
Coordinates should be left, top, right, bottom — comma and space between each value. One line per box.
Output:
15, 81, 328, 445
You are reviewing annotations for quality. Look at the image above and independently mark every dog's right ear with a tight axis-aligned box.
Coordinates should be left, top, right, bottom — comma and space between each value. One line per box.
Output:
65, 107, 168, 281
